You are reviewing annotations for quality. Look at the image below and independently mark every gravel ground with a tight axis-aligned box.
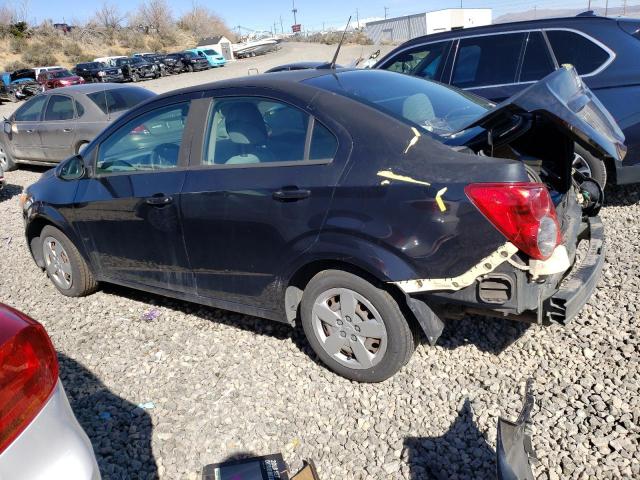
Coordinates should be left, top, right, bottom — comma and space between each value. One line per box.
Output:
1, 44, 639, 479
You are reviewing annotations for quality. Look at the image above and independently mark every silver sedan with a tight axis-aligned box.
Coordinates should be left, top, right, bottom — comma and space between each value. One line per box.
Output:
0, 83, 155, 171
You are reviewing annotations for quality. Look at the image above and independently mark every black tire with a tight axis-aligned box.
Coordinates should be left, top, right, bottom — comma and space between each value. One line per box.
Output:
186, 64, 194, 73
131, 73, 140, 83
0, 141, 17, 172
574, 144, 607, 186
300, 270, 415, 382
40, 225, 98, 297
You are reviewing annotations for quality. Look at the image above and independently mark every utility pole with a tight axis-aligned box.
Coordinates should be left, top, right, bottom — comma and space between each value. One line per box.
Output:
623, 0, 627, 15
356, 8, 359, 29
534, 5, 537, 19
280, 15, 284, 33
384, 6, 389, 19
292, 0, 298, 26
587, 0, 591, 10
605, 0, 609, 16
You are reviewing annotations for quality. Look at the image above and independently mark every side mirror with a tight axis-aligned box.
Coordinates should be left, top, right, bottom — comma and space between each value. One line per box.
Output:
57, 154, 86, 181
3, 121, 12, 135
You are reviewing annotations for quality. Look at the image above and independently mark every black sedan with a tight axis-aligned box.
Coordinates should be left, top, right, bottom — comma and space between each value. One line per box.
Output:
20, 67, 619, 382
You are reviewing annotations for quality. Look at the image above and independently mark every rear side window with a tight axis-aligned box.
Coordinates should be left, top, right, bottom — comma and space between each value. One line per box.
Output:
87, 88, 154, 114
383, 41, 449, 80
203, 96, 337, 166
14, 95, 47, 122
546, 30, 610, 75
452, 33, 526, 88
520, 32, 555, 82
44, 95, 75, 121
97, 102, 190, 174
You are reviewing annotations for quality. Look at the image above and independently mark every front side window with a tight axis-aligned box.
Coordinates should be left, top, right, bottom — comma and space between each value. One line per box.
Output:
383, 41, 449, 80
87, 88, 155, 114
546, 30, 610, 75
452, 33, 526, 88
203, 97, 337, 166
14, 95, 47, 122
44, 95, 75, 121
97, 102, 190, 174
520, 32, 555, 82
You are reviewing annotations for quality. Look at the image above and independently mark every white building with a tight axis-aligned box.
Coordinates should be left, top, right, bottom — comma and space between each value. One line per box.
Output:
196, 36, 234, 60
365, 9, 492, 44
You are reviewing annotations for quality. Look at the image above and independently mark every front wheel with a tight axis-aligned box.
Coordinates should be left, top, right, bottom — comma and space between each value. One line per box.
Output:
186, 64, 194, 73
40, 225, 98, 297
573, 145, 607, 186
300, 270, 415, 382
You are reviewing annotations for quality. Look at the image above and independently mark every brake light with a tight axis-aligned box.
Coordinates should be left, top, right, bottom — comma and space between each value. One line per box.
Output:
0, 305, 58, 454
465, 183, 562, 260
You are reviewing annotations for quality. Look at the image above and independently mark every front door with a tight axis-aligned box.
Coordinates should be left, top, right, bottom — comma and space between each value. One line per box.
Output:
179, 93, 346, 312
40, 94, 78, 162
72, 100, 195, 292
10, 94, 48, 161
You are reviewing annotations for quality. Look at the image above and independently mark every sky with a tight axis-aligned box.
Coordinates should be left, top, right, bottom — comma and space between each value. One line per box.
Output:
11, 0, 629, 33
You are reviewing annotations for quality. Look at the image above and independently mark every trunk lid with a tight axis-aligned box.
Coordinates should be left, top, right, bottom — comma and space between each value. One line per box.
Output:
457, 66, 626, 164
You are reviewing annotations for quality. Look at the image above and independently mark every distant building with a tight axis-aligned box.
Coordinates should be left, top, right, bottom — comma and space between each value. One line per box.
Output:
365, 9, 492, 43
197, 36, 234, 60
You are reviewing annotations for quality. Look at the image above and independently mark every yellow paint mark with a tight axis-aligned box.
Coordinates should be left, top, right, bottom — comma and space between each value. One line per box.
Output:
377, 170, 431, 187
404, 127, 421, 154
435, 187, 448, 212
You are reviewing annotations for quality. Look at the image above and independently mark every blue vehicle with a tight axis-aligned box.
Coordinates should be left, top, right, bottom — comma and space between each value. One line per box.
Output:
185, 48, 226, 67
0, 71, 40, 103
376, 12, 640, 186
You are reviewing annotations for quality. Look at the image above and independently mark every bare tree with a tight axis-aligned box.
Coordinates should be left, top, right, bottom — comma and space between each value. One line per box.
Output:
93, 1, 126, 30
0, 5, 15, 25
177, 2, 234, 40
136, 0, 173, 35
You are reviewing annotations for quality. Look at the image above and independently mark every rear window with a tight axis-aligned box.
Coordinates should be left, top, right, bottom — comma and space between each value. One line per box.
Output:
452, 33, 526, 88
520, 32, 555, 82
203, 49, 218, 55
546, 30, 610, 75
51, 70, 73, 78
87, 88, 154, 114
305, 70, 490, 137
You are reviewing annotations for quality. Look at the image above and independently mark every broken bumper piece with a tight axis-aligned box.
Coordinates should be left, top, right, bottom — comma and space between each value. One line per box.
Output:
542, 215, 605, 324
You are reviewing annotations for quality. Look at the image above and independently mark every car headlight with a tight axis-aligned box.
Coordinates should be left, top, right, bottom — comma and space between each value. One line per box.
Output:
98, 71, 106, 76
117, 69, 122, 74
18, 192, 33, 211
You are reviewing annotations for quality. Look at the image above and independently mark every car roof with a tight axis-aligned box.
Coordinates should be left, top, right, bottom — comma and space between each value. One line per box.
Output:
39, 83, 148, 96
393, 14, 618, 48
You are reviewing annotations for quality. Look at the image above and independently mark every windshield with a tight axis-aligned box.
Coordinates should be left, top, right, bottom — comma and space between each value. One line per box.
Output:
78, 62, 103, 69
305, 69, 491, 137
51, 69, 73, 78
87, 87, 155, 114
115, 58, 129, 66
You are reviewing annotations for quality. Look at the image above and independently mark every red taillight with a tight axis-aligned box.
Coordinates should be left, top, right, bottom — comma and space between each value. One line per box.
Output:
465, 182, 562, 260
0, 305, 58, 454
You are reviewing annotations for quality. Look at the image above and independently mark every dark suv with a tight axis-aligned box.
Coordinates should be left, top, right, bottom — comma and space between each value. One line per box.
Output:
376, 13, 640, 186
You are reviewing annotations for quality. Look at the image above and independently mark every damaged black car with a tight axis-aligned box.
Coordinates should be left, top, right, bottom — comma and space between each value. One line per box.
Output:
114, 57, 159, 82
75, 61, 124, 83
20, 66, 620, 382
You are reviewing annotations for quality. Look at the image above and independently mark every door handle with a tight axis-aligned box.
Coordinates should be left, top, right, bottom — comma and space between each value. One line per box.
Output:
272, 187, 311, 201
62, 128, 73, 133
145, 194, 173, 206
25, 129, 34, 133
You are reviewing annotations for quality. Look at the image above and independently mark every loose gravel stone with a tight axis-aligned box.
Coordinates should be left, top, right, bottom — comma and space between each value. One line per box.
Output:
0, 44, 638, 479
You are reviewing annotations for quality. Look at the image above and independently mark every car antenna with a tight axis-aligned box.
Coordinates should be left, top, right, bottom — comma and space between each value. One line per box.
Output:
328, 16, 351, 69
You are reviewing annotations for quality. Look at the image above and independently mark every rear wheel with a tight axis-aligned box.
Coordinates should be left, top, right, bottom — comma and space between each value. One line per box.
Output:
0, 141, 16, 172
573, 145, 607, 186
186, 64, 194, 73
40, 225, 98, 297
131, 73, 139, 83
300, 270, 415, 382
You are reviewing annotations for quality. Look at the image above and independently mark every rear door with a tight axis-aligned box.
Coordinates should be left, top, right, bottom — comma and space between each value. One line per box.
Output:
40, 94, 78, 162
72, 95, 199, 292
450, 32, 529, 102
10, 95, 48, 161
179, 90, 348, 312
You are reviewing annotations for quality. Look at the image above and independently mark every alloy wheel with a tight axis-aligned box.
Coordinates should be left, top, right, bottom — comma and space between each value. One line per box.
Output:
311, 288, 388, 370
572, 152, 593, 178
42, 236, 73, 290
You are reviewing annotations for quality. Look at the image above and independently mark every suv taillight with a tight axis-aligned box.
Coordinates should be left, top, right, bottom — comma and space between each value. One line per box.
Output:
0, 305, 58, 454
465, 183, 562, 260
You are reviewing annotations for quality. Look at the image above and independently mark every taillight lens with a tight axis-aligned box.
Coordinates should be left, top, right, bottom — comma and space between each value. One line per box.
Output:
0, 305, 58, 454
465, 182, 562, 260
